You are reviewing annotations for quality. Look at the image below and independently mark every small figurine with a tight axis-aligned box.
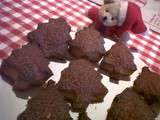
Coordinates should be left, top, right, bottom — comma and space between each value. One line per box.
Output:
87, 0, 147, 39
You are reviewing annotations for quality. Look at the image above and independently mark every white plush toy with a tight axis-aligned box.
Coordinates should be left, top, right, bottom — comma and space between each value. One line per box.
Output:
87, 0, 147, 39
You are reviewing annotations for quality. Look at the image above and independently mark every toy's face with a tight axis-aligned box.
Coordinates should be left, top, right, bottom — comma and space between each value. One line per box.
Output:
99, 3, 119, 26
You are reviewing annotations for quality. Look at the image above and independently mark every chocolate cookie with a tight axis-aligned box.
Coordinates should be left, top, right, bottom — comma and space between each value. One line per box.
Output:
133, 68, 160, 118
133, 67, 160, 104
78, 112, 91, 120
0, 44, 52, 91
17, 80, 72, 120
57, 59, 108, 111
100, 42, 137, 81
69, 26, 106, 62
28, 18, 72, 60
107, 88, 155, 120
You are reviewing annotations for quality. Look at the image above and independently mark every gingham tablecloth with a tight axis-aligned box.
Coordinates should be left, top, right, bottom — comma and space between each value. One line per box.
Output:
0, 0, 160, 75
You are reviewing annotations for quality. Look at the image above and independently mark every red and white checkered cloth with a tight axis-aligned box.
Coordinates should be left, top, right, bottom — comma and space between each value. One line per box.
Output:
0, 0, 160, 75
128, 31, 160, 74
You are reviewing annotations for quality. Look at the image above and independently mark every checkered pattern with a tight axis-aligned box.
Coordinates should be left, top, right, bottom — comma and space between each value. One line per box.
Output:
0, 0, 96, 59
128, 31, 160, 74
0, 0, 160, 75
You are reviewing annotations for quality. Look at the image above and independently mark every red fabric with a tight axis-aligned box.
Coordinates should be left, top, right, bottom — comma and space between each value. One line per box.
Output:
87, 7, 102, 29
88, 2, 147, 37
128, 31, 160, 74
0, 0, 96, 60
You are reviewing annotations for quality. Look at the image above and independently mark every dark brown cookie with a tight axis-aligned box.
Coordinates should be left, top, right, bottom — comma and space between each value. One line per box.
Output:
69, 26, 106, 62
78, 112, 91, 120
100, 41, 137, 81
133, 67, 160, 104
107, 88, 155, 120
28, 18, 72, 60
17, 80, 72, 120
57, 59, 108, 111
0, 44, 52, 91
133, 67, 160, 118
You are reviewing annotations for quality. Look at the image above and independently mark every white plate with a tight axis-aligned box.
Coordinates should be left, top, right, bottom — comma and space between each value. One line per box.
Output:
0, 38, 159, 120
